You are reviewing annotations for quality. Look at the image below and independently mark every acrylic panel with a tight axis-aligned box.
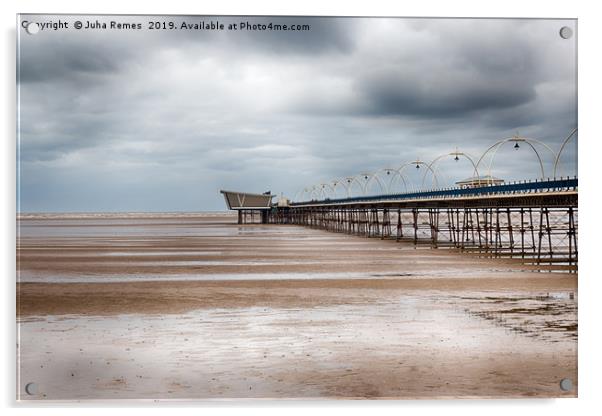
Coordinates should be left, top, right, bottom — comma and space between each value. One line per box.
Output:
16, 15, 578, 400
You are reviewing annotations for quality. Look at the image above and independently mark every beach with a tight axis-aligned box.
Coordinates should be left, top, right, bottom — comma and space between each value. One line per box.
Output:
16, 213, 577, 400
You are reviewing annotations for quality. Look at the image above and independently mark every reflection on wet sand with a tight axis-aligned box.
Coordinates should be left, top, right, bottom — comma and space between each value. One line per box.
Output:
17, 213, 577, 399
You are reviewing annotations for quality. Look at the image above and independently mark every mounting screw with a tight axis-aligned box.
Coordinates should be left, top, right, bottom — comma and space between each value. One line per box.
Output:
25, 22, 40, 35
560, 378, 573, 391
25, 382, 38, 395
559, 26, 573, 39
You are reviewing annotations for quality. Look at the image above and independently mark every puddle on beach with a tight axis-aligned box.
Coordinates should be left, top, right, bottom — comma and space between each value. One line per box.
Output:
448, 293, 577, 342
17, 268, 543, 283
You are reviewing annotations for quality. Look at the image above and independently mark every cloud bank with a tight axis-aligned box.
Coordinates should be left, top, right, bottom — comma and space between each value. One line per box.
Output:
18, 16, 577, 211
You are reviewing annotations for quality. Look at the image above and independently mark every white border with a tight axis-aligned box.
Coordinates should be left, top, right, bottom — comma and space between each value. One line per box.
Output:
3, 0, 601, 414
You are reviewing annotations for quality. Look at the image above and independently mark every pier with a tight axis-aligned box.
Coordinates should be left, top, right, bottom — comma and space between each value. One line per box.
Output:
223, 132, 578, 269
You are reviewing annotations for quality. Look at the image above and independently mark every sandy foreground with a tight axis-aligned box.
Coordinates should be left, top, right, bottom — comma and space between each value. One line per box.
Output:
16, 213, 577, 400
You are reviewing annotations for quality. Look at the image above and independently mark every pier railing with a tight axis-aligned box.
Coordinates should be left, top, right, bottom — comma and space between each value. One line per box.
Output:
292, 177, 577, 206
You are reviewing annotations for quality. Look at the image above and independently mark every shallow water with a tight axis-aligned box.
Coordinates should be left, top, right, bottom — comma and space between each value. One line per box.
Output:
18, 291, 577, 399
16, 213, 578, 399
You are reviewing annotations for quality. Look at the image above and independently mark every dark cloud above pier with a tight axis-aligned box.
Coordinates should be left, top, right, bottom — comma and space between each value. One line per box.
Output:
18, 16, 577, 212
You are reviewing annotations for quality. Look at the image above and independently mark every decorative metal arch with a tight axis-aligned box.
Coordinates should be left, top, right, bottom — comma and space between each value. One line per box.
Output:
341, 176, 364, 197
395, 159, 440, 191
315, 182, 336, 199
299, 185, 321, 201
374, 168, 411, 194
294, 186, 316, 201
553, 127, 578, 178
422, 150, 480, 189
293, 134, 570, 202
305, 186, 318, 200
329, 178, 349, 199
356, 172, 386, 196
475, 136, 557, 182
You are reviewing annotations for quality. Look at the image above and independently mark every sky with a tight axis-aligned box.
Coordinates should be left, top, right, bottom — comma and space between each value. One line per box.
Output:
17, 16, 577, 212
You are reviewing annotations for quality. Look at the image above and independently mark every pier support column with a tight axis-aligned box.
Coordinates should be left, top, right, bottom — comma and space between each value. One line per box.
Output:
412, 208, 419, 245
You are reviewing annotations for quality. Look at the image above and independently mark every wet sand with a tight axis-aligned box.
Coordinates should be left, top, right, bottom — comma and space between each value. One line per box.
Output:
16, 213, 577, 400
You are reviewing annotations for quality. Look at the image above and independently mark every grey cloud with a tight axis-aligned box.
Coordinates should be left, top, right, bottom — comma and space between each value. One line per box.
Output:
16, 16, 577, 212
19, 35, 131, 84
19, 15, 355, 85
357, 69, 537, 117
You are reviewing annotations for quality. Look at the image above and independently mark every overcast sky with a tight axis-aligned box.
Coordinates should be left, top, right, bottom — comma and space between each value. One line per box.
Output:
17, 16, 577, 212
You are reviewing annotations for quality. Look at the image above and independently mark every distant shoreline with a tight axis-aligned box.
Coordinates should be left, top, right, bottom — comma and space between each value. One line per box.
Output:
17, 211, 235, 220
